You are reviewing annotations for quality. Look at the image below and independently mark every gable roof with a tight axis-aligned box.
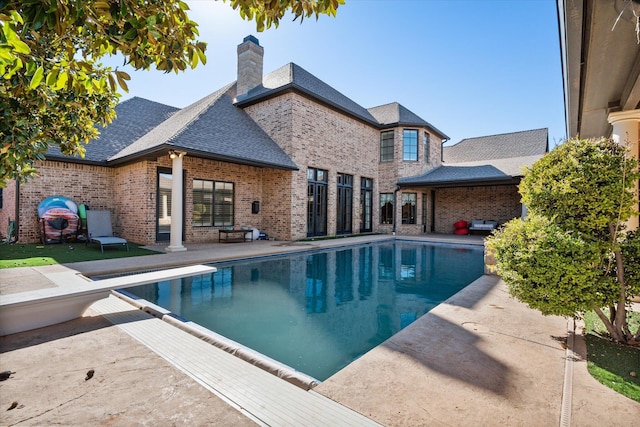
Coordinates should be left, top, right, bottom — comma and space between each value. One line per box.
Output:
236, 63, 448, 138
399, 128, 549, 187
45, 97, 179, 163
47, 61, 444, 170
443, 128, 548, 163
236, 63, 380, 125
109, 83, 297, 170
367, 103, 448, 139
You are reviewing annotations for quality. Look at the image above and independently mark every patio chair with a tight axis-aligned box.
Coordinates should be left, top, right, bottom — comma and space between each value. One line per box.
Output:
86, 210, 129, 253
1, 219, 16, 245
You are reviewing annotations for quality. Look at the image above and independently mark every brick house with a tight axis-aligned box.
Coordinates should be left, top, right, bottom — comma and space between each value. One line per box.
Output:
399, 128, 548, 234
0, 36, 547, 246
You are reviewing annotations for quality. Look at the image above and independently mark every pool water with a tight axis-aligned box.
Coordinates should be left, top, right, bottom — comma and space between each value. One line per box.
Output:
123, 241, 484, 381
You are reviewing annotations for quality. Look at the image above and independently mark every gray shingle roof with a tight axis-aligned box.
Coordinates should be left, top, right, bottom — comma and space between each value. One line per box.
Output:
45, 97, 179, 163
236, 63, 446, 138
444, 128, 548, 163
399, 128, 549, 186
237, 63, 379, 125
47, 61, 444, 171
398, 155, 542, 186
367, 103, 449, 139
110, 83, 297, 170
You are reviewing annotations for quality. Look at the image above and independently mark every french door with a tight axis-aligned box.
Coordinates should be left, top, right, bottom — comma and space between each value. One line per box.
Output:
307, 168, 327, 237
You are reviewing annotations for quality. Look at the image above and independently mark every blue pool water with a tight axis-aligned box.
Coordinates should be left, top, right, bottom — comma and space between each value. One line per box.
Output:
123, 241, 484, 381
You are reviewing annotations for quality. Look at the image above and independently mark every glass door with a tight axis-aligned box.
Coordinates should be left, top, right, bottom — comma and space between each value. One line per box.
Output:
336, 173, 353, 234
156, 168, 185, 242
307, 168, 327, 237
156, 169, 172, 242
360, 177, 373, 232
422, 193, 427, 233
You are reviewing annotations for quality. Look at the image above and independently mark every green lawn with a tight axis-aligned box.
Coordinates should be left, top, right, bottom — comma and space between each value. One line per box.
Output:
583, 310, 640, 402
0, 242, 161, 268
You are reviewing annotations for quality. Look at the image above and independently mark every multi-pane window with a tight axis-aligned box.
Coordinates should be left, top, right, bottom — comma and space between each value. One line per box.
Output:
424, 131, 430, 163
380, 131, 394, 162
401, 193, 417, 224
403, 129, 418, 161
193, 179, 234, 227
336, 172, 353, 234
380, 193, 394, 225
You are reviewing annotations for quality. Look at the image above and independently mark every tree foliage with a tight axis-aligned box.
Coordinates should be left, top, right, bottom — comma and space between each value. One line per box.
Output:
225, 0, 343, 31
0, 0, 206, 185
1, 0, 343, 186
487, 137, 640, 345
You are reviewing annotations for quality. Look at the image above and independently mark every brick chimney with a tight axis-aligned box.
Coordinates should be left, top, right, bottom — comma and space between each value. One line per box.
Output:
237, 35, 264, 97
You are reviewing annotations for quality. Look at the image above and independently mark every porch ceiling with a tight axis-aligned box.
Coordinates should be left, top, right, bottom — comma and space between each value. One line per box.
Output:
560, 0, 640, 138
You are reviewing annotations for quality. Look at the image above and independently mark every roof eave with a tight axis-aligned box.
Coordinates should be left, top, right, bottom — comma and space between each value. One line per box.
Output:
42, 154, 109, 167
235, 84, 381, 127
107, 144, 299, 171
398, 176, 521, 188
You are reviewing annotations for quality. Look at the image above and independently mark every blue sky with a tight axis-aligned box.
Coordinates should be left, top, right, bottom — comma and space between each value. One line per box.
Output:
107, 0, 566, 147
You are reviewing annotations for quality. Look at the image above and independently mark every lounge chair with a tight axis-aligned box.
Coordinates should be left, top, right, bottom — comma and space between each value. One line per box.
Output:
86, 210, 129, 253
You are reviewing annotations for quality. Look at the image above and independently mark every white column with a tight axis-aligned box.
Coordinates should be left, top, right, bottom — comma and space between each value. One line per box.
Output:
166, 151, 187, 252
608, 109, 640, 231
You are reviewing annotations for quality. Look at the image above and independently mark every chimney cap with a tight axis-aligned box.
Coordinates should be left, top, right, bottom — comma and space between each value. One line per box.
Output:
243, 35, 260, 45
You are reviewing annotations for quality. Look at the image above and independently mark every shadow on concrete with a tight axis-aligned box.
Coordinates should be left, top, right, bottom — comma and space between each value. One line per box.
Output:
383, 311, 512, 396
442, 274, 502, 310
352, 274, 515, 396
0, 308, 142, 353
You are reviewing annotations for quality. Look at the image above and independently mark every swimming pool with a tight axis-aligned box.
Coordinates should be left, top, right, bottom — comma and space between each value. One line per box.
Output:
122, 240, 484, 381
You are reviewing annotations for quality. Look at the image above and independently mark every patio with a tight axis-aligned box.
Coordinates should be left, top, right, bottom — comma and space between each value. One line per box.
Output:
1, 236, 637, 425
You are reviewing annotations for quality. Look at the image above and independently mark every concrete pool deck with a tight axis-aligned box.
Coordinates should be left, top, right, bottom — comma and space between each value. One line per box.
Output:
1, 235, 638, 425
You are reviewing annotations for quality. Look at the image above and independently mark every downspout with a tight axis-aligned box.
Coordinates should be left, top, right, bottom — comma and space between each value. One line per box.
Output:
441, 137, 449, 163
392, 185, 400, 235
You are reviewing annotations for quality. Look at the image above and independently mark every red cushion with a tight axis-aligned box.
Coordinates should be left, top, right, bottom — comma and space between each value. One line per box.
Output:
453, 228, 469, 235
453, 220, 468, 229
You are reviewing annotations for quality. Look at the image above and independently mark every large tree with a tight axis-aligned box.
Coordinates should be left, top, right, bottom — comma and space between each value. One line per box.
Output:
0, 0, 343, 185
487, 137, 640, 345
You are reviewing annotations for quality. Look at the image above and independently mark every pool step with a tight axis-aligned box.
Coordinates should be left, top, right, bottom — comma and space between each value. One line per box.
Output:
92, 295, 382, 427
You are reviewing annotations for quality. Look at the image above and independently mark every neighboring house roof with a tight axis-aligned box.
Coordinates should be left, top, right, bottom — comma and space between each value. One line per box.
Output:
398, 155, 542, 186
109, 83, 298, 170
443, 128, 548, 163
45, 97, 179, 163
368, 102, 449, 140
399, 128, 548, 187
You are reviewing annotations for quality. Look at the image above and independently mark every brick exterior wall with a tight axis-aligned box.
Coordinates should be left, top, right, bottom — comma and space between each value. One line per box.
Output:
245, 94, 445, 240
10, 161, 114, 243
378, 129, 443, 235
180, 156, 265, 243
4, 83, 522, 244
433, 185, 523, 234
8, 156, 278, 245
246, 93, 384, 240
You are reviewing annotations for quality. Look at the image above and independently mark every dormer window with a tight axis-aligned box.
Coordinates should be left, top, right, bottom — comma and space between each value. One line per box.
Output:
403, 129, 418, 161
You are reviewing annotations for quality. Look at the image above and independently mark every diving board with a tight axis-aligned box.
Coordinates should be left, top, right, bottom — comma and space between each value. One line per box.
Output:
0, 264, 216, 336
